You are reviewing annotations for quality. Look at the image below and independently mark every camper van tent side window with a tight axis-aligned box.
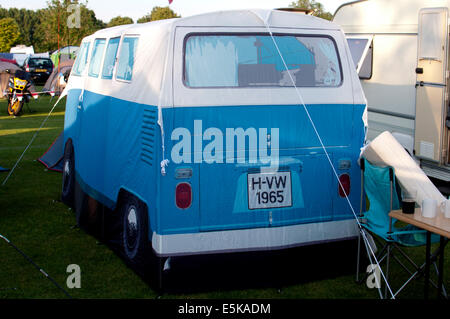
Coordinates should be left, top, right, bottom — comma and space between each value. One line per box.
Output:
116, 36, 139, 82
88, 39, 106, 78
72, 42, 90, 76
102, 37, 121, 79
184, 34, 342, 88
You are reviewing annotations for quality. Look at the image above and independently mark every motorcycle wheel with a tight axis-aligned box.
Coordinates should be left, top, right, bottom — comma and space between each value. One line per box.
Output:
7, 98, 24, 116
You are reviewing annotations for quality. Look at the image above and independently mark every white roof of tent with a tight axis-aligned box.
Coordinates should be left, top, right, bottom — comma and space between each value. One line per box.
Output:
66, 9, 348, 106
63, 9, 363, 115
87, 9, 340, 38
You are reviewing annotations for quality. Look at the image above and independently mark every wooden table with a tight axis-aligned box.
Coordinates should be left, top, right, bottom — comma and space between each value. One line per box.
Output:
389, 208, 450, 299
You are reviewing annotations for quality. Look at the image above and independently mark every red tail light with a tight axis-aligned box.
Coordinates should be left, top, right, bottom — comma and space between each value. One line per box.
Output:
25, 64, 30, 72
176, 183, 192, 209
338, 174, 351, 198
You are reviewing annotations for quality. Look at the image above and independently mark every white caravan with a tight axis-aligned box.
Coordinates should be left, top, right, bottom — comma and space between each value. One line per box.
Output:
334, 0, 450, 183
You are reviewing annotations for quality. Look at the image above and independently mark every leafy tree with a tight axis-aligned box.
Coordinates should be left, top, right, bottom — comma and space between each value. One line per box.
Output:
137, 6, 180, 23
34, 0, 105, 52
0, 8, 40, 48
107, 16, 134, 28
289, 0, 333, 20
0, 17, 20, 52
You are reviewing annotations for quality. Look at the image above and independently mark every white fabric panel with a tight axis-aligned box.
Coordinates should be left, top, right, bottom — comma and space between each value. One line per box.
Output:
152, 219, 358, 256
178, 9, 338, 30
67, 23, 172, 108
362, 131, 446, 207
66, 10, 363, 107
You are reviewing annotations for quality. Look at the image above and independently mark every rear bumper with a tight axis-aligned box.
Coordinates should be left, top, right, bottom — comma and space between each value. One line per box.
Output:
152, 219, 359, 257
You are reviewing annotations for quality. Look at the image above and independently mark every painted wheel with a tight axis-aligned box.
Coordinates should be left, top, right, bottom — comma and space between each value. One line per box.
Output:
120, 193, 150, 266
61, 140, 75, 207
7, 98, 23, 116
124, 204, 139, 257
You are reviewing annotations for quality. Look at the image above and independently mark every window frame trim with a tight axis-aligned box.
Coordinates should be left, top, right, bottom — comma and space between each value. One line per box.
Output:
101, 36, 122, 80
114, 34, 140, 84
88, 38, 107, 78
182, 32, 344, 89
72, 41, 92, 77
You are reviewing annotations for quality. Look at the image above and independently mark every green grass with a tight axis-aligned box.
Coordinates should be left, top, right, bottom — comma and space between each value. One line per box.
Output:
0, 94, 448, 299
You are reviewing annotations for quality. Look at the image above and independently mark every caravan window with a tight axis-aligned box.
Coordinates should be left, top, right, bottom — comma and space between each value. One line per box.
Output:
72, 42, 90, 76
88, 38, 106, 78
102, 37, 121, 79
116, 36, 139, 81
184, 34, 342, 88
347, 37, 373, 79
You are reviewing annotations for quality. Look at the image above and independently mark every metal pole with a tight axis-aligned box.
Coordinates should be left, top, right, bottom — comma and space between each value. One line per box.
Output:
437, 236, 445, 299
425, 231, 431, 299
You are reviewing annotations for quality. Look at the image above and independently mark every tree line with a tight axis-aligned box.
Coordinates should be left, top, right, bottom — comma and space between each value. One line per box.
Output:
0, 0, 331, 53
0, 0, 180, 53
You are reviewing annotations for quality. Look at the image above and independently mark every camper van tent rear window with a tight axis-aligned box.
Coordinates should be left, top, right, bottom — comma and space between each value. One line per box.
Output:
102, 37, 121, 79
184, 34, 342, 88
116, 36, 139, 81
89, 39, 106, 78
72, 42, 90, 76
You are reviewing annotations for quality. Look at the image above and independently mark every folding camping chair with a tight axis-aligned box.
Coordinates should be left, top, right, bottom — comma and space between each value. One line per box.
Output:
356, 158, 445, 299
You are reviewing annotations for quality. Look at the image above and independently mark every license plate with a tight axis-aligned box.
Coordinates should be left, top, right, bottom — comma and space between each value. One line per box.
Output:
247, 171, 292, 210
36, 69, 47, 72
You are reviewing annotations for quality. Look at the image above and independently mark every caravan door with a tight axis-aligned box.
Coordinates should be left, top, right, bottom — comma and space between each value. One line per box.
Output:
414, 8, 448, 163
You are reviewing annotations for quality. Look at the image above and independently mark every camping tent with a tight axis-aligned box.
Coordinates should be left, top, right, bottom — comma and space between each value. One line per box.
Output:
51, 46, 79, 69
38, 132, 63, 172
43, 59, 74, 95
0, 61, 21, 98
0, 61, 37, 98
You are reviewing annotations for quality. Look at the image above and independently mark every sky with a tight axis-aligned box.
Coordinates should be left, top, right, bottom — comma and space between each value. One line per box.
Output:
0, 0, 349, 23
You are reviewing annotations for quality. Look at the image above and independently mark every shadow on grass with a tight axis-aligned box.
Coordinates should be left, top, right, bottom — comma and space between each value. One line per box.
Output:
89, 209, 363, 296
157, 239, 361, 295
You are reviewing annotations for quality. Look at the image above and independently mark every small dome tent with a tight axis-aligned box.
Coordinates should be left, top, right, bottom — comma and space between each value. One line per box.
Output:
0, 61, 21, 98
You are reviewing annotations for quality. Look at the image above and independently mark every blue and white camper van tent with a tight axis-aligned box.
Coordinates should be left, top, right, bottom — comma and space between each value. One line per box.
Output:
60, 10, 367, 279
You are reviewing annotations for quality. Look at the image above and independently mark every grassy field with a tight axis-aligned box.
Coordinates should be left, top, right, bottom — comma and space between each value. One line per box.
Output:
0, 93, 448, 299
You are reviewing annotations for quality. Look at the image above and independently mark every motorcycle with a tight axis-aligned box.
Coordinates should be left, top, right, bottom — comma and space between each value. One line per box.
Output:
5, 69, 35, 116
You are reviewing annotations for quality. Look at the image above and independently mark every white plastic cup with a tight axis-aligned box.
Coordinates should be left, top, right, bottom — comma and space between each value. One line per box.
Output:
422, 198, 437, 218
440, 199, 450, 219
